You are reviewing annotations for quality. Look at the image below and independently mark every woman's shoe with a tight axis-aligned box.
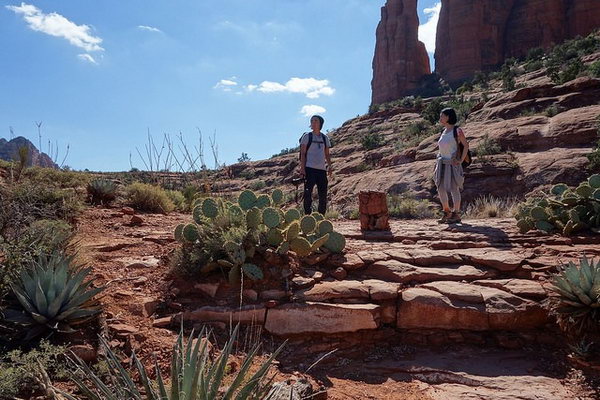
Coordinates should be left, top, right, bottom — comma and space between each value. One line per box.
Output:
437, 211, 452, 224
448, 211, 462, 224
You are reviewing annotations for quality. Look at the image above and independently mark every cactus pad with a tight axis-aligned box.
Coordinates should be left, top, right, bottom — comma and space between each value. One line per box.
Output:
589, 174, 600, 189
530, 207, 549, 221
317, 220, 334, 236
277, 241, 290, 255
202, 198, 219, 218
238, 190, 257, 210
551, 183, 569, 196
290, 237, 312, 257
285, 221, 300, 241
535, 220, 554, 233
255, 194, 271, 209
284, 208, 301, 223
182, 223, 199, 242
262, 207, 281, 228
266, 228, 284, 246
300, 215, 317, 234
324, 231, 346, 253
246, 207, 262, 229
271, 189, 284, 205
576, 184, 593, 199
311, 233, 330, 251
174, 224, 185, 242
229, 204, 243, 217
242, 263, 264, 280
312, 212, 324, 222
192, 205, 203, 224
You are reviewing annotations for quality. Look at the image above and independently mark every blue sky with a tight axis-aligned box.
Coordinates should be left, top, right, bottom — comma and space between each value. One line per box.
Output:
1, 0, 440, 171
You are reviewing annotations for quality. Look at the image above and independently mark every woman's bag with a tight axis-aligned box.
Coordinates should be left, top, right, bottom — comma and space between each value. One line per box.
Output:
453, 126, 472, 168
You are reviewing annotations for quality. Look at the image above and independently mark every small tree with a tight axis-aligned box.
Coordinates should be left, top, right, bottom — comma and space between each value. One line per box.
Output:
238, 152, 250, 163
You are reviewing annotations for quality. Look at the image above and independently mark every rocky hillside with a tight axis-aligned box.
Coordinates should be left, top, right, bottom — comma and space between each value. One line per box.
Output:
372, 0, 600, 103
0, 136, 57, 168
219, 45, 600, 215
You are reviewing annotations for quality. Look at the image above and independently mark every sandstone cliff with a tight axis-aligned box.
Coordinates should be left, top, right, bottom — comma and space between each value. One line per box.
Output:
435, 0, 600, 85
371, 0, 431, 105
0, 136, 58, 168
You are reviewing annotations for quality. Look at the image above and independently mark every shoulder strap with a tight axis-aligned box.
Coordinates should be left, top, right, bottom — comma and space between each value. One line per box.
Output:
322, 133, 329, 148
307, 132, 313, 151
453, 126, 458, 139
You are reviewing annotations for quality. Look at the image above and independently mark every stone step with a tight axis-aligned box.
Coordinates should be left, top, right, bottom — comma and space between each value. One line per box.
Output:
398, 281, 548, 331
365, 260, 498, 283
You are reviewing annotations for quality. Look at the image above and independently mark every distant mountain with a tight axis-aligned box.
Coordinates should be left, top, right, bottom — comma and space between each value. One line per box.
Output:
0, 136, 58, 168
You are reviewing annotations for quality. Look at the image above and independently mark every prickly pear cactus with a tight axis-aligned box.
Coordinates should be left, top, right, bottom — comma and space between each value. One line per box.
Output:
174, 224, 185, 242
238, 190, 257, 210
262, 207, 281, 228
284, 208, 301, 223
515, 174, 600, 236
202, 198, 219, 218
324, 231, 346, 253
300, 215, 317, 235
271, 189, 284, 205
182, 223, 199, 242
255, 194, 271, 209
290, 237, 312, 257
242, 263, 263, 280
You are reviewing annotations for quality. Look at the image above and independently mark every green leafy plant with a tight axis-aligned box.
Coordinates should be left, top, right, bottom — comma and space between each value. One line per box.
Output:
58, 325, 284, 400
590, 60, 600, 78
3, 252, 103, 341
126, 182, 175, 213
473, 134, 502, 156
387, 193, 437, 219
87, 179, 117, 205
360, 131, 384, 150
550, 256, 600, 334
421, 98, 445, 125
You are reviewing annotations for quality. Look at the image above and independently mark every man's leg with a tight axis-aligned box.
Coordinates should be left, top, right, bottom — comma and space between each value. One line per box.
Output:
303, 168, 317, 214
316, 169, 328, 215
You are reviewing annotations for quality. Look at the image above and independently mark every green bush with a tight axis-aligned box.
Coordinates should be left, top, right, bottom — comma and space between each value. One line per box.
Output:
126, 182, 175, 213
271, 147, 298, 158
86, 178, 117, 205
21, 167, 90, 189
446, 97, 476, 124
526, 47, 545, 62
524, 60, 544, 73
166, 189, 187, 211
0, 340, 68, 399
474, 134, 502, 156
396, 121, 439, 151
387, 193, 437, 219
361, 131, 385, 150
249, 180, 266, 191
463, 195, 518, 219
421, 98, 445, 125
589, 60, 600, 78
368, 103, 381, 114
500, 63, 516, 91
472, 71, 489, 88
544, 105, 560, 117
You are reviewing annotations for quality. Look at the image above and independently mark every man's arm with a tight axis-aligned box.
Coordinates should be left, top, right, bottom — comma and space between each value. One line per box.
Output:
299, 144, 307, 176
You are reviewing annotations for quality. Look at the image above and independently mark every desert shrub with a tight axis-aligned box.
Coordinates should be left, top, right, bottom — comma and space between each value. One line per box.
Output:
519, 108, 539, 117
526, 47, 545, 62
0, 340, 68, 399
421, 98, 445, 125
396, 121, 439, 151
463, 195, 519, 219
545, 34, 599, 84
446, 97, 476, 123
472, 71, 489, 88
346, 209, 360, 220
271, 147, 298, 158
456, 82, 472, 95
166, 189, 187, 211
239, 169, 257, 180
387, 193, 437, 219
324, 208, 341, 220
586, 116, 600, 171
473, 134, 502, 156
544, 105, 560, 117
126, 182, 175, 213
590, 60, 600, 78
361, 131, 385, 150
368, 103, 381, 114
249, 180, 266, 191
86, 178, 117, 205
500, 61, 517, 91
524, 60, 544, 73
22, 167, 90, 189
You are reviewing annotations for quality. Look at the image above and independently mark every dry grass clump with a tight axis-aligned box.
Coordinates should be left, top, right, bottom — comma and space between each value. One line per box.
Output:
463, 195, 519, 219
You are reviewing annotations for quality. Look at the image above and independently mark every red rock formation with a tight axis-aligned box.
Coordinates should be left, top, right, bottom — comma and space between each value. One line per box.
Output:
371, 0, 431, 105
435, 0, 600, 85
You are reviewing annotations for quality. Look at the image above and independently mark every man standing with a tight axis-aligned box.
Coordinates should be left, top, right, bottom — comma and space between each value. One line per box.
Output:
299, 115, 332, 215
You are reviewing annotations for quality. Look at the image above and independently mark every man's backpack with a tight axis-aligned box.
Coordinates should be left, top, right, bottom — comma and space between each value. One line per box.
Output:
299, 132, 329, 160
452, 126, 472, 168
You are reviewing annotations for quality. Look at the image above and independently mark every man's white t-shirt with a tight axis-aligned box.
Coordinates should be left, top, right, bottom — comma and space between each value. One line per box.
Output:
300, 132, 331, 171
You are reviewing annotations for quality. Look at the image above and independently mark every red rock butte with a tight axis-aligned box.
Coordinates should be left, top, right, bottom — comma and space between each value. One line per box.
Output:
371, 0, 600, 104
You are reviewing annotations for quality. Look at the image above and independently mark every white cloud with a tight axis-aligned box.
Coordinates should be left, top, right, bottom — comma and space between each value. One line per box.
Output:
300, 105, 326, 117
418, 2, 441, 54
138, 25, 162, 33
7, 2, 104, 52
253, 77, 335, 99
214, 78, 238, 91
77, 53, 97, 64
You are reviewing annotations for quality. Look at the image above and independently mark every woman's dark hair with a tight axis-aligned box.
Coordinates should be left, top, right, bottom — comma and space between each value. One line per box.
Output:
311, 115, 325, 129
440, 108, 458, 125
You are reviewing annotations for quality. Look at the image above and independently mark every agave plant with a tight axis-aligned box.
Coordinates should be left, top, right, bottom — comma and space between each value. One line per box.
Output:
550, 256, 600, 334
2, 252, 104, 341
87, 178, 117, 205
58, 325, 285, 400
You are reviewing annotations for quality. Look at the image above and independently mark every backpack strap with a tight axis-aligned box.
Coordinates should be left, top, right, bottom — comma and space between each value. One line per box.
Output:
307, 132, 313, 152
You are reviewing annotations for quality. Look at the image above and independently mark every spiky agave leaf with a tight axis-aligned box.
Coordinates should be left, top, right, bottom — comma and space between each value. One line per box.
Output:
5, 252, 104, 341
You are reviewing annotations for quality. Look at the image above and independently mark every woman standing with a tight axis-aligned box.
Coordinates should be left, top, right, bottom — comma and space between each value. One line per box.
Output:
434, 108, 469, 223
